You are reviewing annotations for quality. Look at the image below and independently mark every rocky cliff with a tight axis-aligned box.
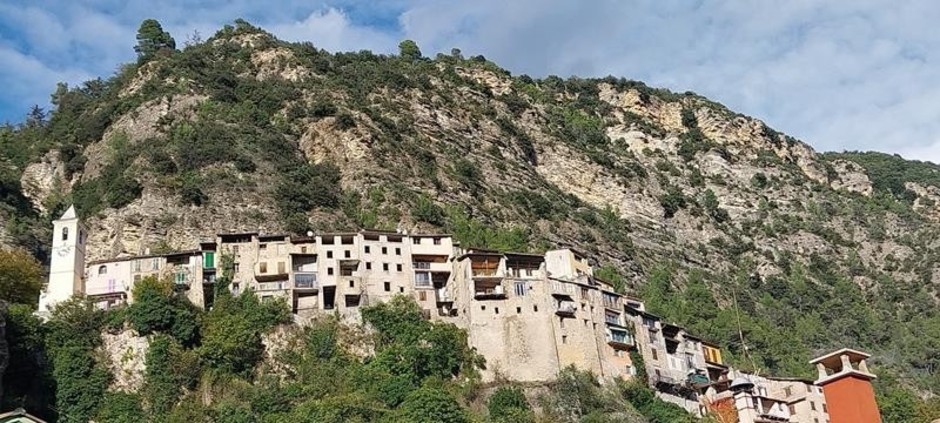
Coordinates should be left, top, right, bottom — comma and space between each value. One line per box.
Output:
3, 20, 940, 393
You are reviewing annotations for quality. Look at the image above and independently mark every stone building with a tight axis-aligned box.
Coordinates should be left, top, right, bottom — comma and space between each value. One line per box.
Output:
436, 247, 637, 383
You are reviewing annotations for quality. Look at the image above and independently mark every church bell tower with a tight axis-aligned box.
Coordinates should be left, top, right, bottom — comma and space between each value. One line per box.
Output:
38, 205, 87, 314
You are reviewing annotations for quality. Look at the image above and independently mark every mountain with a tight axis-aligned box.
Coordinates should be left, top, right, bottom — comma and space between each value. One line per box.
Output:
2, 19, 940, 408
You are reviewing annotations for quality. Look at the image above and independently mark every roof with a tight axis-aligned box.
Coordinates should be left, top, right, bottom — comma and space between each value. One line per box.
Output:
59, 205, 77, 220
809, 348, 871, 366
0, 408, 47, 423
765, 376, 815, 385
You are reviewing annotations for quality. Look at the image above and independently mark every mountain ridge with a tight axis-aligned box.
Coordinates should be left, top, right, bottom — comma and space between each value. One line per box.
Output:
2, 19, 940, 405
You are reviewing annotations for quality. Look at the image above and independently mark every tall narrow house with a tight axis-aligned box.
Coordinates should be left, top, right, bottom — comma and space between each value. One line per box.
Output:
810, 348, 881, 423
38, 205, 87, 315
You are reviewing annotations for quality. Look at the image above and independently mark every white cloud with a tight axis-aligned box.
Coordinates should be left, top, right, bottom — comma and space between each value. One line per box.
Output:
3, 0, 940, 162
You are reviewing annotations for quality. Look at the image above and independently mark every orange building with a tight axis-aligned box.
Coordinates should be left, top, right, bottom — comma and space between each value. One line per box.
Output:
810, 348, 881, 423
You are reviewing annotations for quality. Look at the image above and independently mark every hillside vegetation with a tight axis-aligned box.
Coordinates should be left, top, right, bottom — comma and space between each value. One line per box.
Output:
2, 19, 940, 421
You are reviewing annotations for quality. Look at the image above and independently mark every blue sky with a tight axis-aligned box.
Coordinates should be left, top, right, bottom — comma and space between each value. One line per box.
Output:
3, 1, 940, 161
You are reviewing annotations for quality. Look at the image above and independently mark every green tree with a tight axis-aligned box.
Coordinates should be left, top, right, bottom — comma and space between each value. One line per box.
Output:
135, 19, 176, 59
0, 249, 44, 306
398, 387, 467, 423
398, 40, 423, 61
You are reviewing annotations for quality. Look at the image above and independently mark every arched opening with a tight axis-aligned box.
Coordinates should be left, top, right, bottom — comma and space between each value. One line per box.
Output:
62, 227, 69, 241
98, 265, 107, 275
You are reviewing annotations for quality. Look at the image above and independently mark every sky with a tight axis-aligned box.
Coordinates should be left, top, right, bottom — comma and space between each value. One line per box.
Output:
2, 0, 940, 161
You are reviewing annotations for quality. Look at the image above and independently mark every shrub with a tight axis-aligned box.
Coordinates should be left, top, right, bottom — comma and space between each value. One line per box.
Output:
414, 195, 445, 226
488, 385, 532, 423
95, 392, 146, 423
398, 387, 467, 423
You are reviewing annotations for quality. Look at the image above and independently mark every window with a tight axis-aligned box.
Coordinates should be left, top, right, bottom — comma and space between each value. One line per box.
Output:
395, 247, 401, 255
233, 245, 239, 254
434, 238, 442, 245
562, 335, 567, 344
514, 282, 526, 296
98, 265, 107, 275
784, 387, 792, 397
412, 238, 420, 244
134, 275, 141, 283
381, 247, 387, 254
822, 404, 827, 413
789, 405, 796, 415
534, 305, 539, 312
807, 385, 812, 393
344, 250, 351, 258
61, 227, 68, 241
560, 319, 565, 328
651, 349, 658, 360
365, 246, 371, 254
327, 251, 333, 258
260, 262, 268, 273
481, 305, 486, 311
301, 247, 307, 253
327, 267, 334, 275
349, 280, 355, 288
383, 263, 389, 271
366, 262, 372, 270
260, 243, 267, 250
399, 287, 404, 293
811, 402, 816, 411
132, 260, 141, 272
517, 307, 521, 314
278, 262, 285, 274
396, 264, 402, 272
234, 262, 240, 273
419, 291, 427, 301
384, 282, 391, 292
495, 307, 499, 314
152, 259, 160, 271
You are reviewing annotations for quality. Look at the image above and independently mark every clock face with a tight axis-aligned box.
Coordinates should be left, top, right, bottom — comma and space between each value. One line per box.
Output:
57, 245, 73, 257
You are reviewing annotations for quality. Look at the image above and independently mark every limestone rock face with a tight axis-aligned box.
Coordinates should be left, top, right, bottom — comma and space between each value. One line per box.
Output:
20, 151, 67, 213
100, 329, 150, 393
829, 159, 873, 196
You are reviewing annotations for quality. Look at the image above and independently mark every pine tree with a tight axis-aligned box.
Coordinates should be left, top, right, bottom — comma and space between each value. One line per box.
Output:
134, 19, 176, 60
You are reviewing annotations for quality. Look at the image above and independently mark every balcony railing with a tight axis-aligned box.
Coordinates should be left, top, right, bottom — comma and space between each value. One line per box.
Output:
415, 272, 433, 288
295, 272, 318, 289
608, 332, 635, 350
413, 262, 431, 270
556, 302, 577, 317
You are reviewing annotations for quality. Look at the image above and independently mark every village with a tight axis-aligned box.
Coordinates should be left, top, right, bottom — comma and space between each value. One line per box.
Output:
36, 205, 883, 423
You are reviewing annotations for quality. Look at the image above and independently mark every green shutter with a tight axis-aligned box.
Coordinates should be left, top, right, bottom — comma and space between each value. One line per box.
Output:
204, 252, 215, 268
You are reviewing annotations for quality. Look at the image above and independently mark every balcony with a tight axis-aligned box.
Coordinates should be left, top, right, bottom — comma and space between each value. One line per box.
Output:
414, 272, 433, 289
687, 372, 711, 387
474, 278, 506, 300
258, 281, 288, 291
550, 281, 575, 298
294, 272, 319, 291
556, 301, 577, 317
607, 331, 635, 350
414, 261, 451, 272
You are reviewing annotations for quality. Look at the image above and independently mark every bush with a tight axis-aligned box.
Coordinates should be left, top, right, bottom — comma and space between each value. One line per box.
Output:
454, 159, 482, 192
413, 195, 445, 226
398, 387, 467, 423
198, 291, 289, 376
488, 385, 532, 423
95, 392, 146, 423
